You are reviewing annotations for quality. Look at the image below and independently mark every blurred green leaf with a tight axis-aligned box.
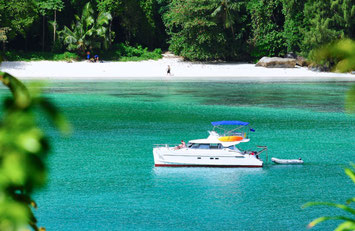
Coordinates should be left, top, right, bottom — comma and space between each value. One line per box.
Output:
39, 98, 72, 135
0, 72, 70, 230
345, 85, 355, 114
307, 216, 354, 229
346, 198, 355, 205
312, 39, 355, 73
303, 202, 355, 215
303, 164, 355, 229
1, 72, 31, 109
335, 221, 355, 231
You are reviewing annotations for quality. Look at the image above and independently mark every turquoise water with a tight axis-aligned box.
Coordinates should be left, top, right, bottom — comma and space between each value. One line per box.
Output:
1, 80, 355, 230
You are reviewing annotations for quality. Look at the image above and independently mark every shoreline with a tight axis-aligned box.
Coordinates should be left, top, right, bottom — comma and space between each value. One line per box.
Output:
1, 57, 354, 82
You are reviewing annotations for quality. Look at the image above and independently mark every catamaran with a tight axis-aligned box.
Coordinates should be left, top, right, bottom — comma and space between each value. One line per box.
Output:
153, 121, 267, 167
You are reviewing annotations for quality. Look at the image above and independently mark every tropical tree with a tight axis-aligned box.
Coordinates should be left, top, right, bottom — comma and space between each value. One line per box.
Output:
93, 9, 113, 50
247, 0, 287, 58
59, 2, 112, 54
36, 0, 64, 44
300, 0, 354, 55
0, 27, 11, 51
97, 0, 123, 46
330, 0, 355, 38
211, 0, 236, 36
0, 0, 38, 48
281, 0, 307, 53
115, 0, 164, 48
164, 0, 247, 61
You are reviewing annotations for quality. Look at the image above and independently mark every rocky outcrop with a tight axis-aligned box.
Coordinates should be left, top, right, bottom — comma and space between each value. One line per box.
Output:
296, 56, 309, 67
255, 57, 296, 68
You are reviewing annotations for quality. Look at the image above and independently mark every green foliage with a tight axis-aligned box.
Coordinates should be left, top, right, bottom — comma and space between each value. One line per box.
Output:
309, 39, 355, 73
281, 0, 306, 53
164, 0, 247, 61
303, 164, 355, 230
36, 0, 64, 16
330, 0, 355, 38
0, 0, 354, 61
301, 0, 354, 55
0, 0, 38, 39
345, 85, 355, 114
247, 0, 286, 58
0, 27, 11, 50
2, 51, 79, 61
100, 43, 162, 61
58, 2, 112, 53
0, 68, 71, 230
119, 0, 165, 48
97, 0, 123, 16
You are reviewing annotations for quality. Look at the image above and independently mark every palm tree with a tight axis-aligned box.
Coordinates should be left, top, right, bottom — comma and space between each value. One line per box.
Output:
59, 2, 112, 54
211, 0, 236, 36
94, 11, 113, 50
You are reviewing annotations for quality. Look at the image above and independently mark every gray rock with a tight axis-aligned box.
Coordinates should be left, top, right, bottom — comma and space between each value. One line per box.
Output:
285, 52, 297, 59
296, 56, 309, 67
256, 57, 296, 68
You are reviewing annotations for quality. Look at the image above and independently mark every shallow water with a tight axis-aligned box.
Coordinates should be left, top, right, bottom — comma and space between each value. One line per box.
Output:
1, 80, 354, 230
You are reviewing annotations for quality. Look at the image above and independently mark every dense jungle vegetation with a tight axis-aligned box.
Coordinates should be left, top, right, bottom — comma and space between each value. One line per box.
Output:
0, 0, 354, 61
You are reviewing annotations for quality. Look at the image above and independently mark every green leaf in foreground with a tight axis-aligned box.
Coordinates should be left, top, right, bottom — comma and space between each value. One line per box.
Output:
303, 164, 355, 230
0, 71, 71, 230
345, 85, 355, 114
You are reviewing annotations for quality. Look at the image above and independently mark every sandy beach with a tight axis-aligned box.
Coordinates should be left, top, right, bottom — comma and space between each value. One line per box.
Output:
1, 55, 354, 81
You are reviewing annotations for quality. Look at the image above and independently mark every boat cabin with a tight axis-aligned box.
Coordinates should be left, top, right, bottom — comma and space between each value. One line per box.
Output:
188, 143, 240, 151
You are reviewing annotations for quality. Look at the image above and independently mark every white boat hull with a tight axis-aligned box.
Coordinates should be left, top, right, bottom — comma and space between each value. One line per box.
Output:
153, 147, 263, 167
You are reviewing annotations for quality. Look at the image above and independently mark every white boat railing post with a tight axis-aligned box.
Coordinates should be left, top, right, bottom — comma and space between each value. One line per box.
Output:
257, 146, 268, 166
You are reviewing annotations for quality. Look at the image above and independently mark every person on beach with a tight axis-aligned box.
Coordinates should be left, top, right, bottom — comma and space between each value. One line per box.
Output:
86, 51, 91, 61
94, 55, 99, 62
167, 65, 171, 76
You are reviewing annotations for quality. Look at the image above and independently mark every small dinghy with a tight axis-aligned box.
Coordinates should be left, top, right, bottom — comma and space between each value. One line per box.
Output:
271, 157, 304, 165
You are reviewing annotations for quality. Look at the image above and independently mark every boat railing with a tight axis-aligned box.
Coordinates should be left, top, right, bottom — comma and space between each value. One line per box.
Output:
256, 146, 268, 164
154, 144, 180, 148
220, 132, 246, 137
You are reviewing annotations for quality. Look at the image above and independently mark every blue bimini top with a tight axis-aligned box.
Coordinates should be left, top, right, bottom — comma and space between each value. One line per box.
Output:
211, 121, 249, 126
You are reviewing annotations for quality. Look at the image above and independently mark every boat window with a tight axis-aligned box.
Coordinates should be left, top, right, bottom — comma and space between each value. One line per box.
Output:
227, 146, 240, 151
190, 143, 200, 149
210, 143, 221, 149
199, 144, 210, 149
190, 144, 222, 149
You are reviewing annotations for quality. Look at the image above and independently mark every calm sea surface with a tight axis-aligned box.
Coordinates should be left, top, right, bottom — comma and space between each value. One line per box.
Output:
1, 80, 355, 230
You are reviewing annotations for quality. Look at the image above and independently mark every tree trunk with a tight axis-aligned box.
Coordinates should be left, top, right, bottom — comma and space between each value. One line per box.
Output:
53, 10, 57, 43
108, 17, 113, 46
42, 15, 45, 52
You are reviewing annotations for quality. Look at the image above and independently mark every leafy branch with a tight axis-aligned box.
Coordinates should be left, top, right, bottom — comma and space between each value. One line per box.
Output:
0, 69, 71, 230
303, 164, 355, 231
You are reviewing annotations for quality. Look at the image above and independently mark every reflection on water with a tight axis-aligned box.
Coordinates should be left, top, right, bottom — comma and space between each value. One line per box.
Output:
152, 167, 264, 181
37, 81, 353, 112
